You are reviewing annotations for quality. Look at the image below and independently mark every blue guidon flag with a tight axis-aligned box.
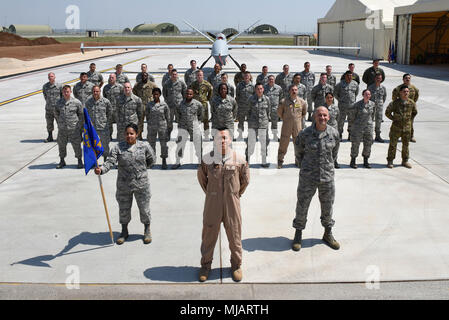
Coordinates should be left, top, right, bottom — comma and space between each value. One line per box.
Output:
83, 108, 104, 175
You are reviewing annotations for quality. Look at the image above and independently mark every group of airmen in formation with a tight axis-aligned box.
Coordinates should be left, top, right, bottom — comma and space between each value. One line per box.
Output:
42, 57, 420, 282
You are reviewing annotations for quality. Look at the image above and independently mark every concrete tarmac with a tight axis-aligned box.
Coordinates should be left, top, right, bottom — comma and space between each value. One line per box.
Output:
1, 49, 449, 299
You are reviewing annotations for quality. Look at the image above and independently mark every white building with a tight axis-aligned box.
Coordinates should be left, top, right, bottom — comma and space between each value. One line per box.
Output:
317, 0, 417, 60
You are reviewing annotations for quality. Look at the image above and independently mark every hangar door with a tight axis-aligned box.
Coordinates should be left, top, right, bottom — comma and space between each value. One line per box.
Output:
410, 11, 449, 64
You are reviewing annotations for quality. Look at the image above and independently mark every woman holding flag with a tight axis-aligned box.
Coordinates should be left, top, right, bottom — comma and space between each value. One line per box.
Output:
95, 123, 156, 245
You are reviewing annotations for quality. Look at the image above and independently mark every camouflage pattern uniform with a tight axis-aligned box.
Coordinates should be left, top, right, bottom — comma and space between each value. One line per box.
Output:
334, 80, 359, 138
184, 68, 199, 87
362, 67, 385, 87
235, 81, 255, 132
340, 72, 360, 85
116, 94, 143, 142
85, 96, 112, 157
208, 71, 224, 89
275, 72, 294, 97
73, 81, 94, 106
292, 82, 308, 101
133, 81, 158, 136
162, 79, 187, 137
325, 102, 340, 162
175, 99, 203, 162
311, 82, 333, 110
115, 72, 130, 85
189, 80, 213, 130
101, 140, 156, 225
256, 73, 269, 86
351, 100, 375, 158
246, 95, 271, 161
326, 73, 337, 89
367, 83, 387, 137
103, 82, 123, 138
293, 124, 339, 231
42, 81, 62, 132
299, 71, 316, 113
385, 99, 417, 162
210, 94, 238, 138
213, 82, 235, 98
263, 83, 283, 130
392, 84, 419, 139
146, 100, 170, 159
162, 72, 171, 87
87, 71, 104, 86
54, 97, 83, 160
136, 72, 155, 84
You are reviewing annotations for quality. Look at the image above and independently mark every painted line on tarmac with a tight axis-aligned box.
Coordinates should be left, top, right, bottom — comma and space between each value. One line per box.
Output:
0, 55, 150, 108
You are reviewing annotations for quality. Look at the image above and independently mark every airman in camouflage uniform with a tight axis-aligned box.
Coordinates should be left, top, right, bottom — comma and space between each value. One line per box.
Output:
173, 88, 203, 168
334, 71, 359, 140
146, 88, 170, 169
103, 73, 123, 140
116, 82, 143, 142
184, 60, 199, 87
96, 123, 156, 245
326, 65, 337, 89
162, 69, 187, 138
234, 63, 252, 87
133, 73, 158, 139
211, 83, 238, 139
213, 73, 235, 98
246, 83, 271, 166
299, 62, 316, 120
256, 66, 270, 86
54, 85, 84, 169
162, 64, 174, 88
208, 63, 224, 89
386, 85, 417, 169
340, 63, 360, 84
235, 72, 255, 139
85, 86, 112, 159
136, 63, 155, 83
392, 74, 419, 142
350, 90, 376, 169
311, 73, 333, 110
368, 73, 387, 142
42, 72, 62, 142
292, 106, 340, 252
189, 70, 213, 135
362, 59, 385, 88
115, 64, 130, 85
324, 92, 340, 168
86, 63, 104, 87
264, 75, 283, 140
73, 72, 94, 106
275, 64, 294, 97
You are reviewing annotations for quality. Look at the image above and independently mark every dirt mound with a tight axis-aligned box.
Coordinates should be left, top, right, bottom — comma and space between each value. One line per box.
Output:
0, 32, 60, 47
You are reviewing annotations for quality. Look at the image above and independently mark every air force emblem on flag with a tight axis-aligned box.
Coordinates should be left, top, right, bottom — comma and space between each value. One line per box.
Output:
83, 108, 104, 175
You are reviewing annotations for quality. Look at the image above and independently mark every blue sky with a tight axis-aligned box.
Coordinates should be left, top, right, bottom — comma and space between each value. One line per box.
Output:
2, 0, 335, 33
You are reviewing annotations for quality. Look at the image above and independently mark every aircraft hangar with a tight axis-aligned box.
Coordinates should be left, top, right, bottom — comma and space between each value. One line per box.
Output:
317, 0, 417, 60
394, 0, 449, 64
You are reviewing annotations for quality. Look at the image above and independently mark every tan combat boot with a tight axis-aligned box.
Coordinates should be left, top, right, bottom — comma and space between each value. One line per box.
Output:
402, 161, 412, 169
143, 223, 152, 244
232, 267, 243, 282
116, 224, 129, 245
387, 161, 393, 169
322, 227, 340, 250
199, 267, 210, 282
292, 230, 302, 251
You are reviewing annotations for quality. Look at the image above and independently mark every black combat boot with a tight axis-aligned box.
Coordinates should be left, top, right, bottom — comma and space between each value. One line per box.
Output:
292, 230, 302, 251
143, 223, 152, 244
363, 157, 371, 169
45, 131, 54, 142
334, 160, 340, 169
116, 224, 129, 245
322, 227, 340, 250
350, 157, 357, 169
56, 158, 66, 169
375, 134, 384, 143
77, 158, 84, 169
161, 158, 167, 170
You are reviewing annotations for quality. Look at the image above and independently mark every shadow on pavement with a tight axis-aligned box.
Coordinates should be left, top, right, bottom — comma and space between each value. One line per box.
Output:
242, 237, 291, 252
28, 164, 83, 170
10, 231, 115, 268
301, 238, 324, 249
20, 139, 47, 143
143, 266, 221, 282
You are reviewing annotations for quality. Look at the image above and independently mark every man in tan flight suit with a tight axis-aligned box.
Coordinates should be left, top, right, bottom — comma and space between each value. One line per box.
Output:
277, 85, 308, 169
197, 128, 250, 283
